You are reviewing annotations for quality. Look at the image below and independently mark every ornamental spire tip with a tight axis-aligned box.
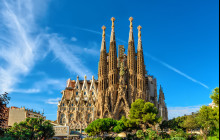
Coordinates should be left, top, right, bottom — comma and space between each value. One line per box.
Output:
129, 17, 133, 29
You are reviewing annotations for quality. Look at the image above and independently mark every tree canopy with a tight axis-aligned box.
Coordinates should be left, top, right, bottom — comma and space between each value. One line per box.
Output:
210, 87, 219, 107
129, 99, 161, 129
0, 92, 10, 136
85, 118, 117, 137
5, 118, 54, 140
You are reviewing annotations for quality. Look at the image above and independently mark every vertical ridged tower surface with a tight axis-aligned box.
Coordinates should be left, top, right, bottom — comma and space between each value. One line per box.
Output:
107, 17, 118, 114
137, 25, 146, 100
97, 26, 108, 118
127, 17, 137, 104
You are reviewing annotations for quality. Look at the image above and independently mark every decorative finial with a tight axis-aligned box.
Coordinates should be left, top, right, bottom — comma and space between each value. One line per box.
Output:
102, 25, 106, 38
129, 17, 133, 29
137, 25, 142, 39
110, 17, 115, 42
84, 75, 87, 79
111, 17, 115, 28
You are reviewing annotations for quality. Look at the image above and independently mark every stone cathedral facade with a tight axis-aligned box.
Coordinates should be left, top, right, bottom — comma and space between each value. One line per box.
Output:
57, 17, 168, 132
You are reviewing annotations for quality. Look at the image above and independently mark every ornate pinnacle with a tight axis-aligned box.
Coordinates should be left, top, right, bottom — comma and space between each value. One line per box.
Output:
129, 17, 133, 29
101, 25, 106, 51
111, 17, 115, 28
110, 17, 115, 42
102, 25, 106, 38
137, 25, 142, 39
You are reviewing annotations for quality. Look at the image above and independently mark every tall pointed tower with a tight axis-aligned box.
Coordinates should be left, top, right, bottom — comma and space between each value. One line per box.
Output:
108, 17, 118, 112
136, 25, 146, 100
158, 85, 168, 121
127, 17, 137, 104
97, 26, 108, 118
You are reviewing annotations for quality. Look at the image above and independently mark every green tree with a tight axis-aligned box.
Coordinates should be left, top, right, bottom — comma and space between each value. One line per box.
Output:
196, 106, 216, 140
85, 118, 117, 139
5, 118, 54, 140
129, 99, 161, 130
210, 87, 219, 107
210, 87, 219, 138
159, 120, 169, 132
136, 130, 144, 139
113, 116, 139, 137
181, 114, 199, 134
0, 92, 10, 136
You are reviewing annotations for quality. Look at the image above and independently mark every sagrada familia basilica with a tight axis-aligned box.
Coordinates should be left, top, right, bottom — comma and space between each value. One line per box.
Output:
57, 17, 168, 132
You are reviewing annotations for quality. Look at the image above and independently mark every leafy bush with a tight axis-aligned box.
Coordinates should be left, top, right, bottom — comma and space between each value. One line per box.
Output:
159, 132, 170, 139
145, 128, 160, 140
175, 129, 186, 138
170, 130, 178, 138
115, 137, 123, 140
208, 136, 219, 140
170, 129, 186, 138
171, 137, 186, 140
136, 130, 144, 138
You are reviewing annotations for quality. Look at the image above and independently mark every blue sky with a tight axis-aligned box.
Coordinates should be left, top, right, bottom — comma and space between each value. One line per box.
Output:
0, 0, 219, 120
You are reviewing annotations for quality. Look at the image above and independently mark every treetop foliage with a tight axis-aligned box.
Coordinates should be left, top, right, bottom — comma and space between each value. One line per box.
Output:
4, 117, 54, 140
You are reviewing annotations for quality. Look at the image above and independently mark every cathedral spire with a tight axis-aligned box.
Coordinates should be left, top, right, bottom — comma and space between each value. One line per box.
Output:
101, 25, 106, 51
129, 17, 134, 42
110, 17, 115, 42
137, 25, 142, 51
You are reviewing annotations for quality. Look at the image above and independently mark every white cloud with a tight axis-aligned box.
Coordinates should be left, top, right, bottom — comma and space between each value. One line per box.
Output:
46, 34, 94, 78
71, 37, 77, 42
46, 97, 61, 105
0, 0, 95, 94
12, 88, 41, 94
168, 105, 201, 119
32, 77, 66, 94
0, 0, 40, 93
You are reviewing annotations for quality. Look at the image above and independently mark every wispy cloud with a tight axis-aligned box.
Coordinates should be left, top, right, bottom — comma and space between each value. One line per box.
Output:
145, 53, 209, 89
168, 105, 202, 119
0, 0, 40, 92
0, 0, 96, 93
46, 97, 61, 105
73, 27, 127, 44
46, 34, 94, 78
12, 88, 41, 94
32, 77, 66, 94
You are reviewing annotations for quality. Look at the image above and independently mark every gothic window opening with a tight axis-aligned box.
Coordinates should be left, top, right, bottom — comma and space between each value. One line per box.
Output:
84, 92, 86, 95
69, 114, 74, 123
76, 92, 78, 95
60, 114, 65, 124
87, 114, 91, 122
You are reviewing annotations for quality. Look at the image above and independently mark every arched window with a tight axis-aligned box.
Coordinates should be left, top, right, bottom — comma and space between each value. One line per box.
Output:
76, 92, 78, 95
92, 92, 94, 95
69, 114, 74, 123
60, 114, 65, 124
84, 92, 86, 95
87, 114, 91, 121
